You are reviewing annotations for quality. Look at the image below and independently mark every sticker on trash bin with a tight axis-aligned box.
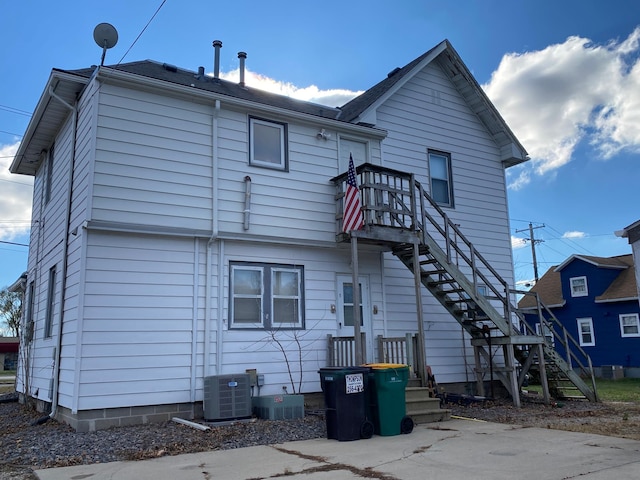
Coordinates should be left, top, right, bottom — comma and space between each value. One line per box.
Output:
345, 373, 364, 394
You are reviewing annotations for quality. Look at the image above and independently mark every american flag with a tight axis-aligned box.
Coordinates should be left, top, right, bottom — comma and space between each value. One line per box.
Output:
342, 154, 364, 232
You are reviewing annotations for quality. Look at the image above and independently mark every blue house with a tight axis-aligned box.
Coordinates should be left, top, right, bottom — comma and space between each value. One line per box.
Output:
518, 254, 640, 373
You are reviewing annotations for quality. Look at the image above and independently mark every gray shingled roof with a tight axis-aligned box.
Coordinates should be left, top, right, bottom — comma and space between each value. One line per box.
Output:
64, 61, 342, 121
337, 44, 440, 123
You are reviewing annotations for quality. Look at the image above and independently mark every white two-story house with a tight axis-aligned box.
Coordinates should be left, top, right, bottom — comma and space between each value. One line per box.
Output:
13, 39, 581, 431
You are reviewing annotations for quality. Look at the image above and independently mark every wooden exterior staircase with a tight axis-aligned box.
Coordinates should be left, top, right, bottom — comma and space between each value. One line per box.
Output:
332, 163, 598, 406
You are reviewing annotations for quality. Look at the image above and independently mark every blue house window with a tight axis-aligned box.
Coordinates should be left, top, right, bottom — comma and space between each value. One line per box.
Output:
577, 317, 595, 346
569, 276, 588, 297
619, 314, 640, 337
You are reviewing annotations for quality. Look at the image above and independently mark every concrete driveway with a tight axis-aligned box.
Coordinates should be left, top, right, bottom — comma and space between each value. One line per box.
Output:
36, 418, 640, 480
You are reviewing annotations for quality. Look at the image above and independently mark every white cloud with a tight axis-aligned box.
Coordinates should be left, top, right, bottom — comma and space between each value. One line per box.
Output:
219, 68, 362, 107
483, 27, 640, 188
562, 231, 586, 239
0, 141, 33, 241
511, 236, 528, 249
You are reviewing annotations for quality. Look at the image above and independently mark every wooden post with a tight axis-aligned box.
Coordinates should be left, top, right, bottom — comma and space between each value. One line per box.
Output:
412, 240, 427, 386
537, 344, 551, 404
351, 234, 363, 365
505, 344, 521, 408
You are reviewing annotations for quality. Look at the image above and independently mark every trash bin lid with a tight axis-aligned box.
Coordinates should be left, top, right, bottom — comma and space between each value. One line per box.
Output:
362, 363, 407, 370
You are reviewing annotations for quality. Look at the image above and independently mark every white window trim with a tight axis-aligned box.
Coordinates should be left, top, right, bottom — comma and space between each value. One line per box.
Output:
428, 149, 454, 208
535, 322, 555, 346
271, 267, 303, 329
570, 276, 588, 297
249, 117, 287, 170
230, 264, 264, 329
619, 313, 640, 338
577, 317, 595, 347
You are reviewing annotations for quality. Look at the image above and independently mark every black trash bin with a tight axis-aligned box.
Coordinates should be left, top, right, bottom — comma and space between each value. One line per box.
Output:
319, 366, 374, 441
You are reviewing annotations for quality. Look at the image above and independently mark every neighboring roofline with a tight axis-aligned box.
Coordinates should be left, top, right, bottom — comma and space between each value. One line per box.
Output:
519, 301, 566, 311
595, 296, 639, 304
94, 66, 387, 139
554, 254, 629, 272
10, 70, 91, 175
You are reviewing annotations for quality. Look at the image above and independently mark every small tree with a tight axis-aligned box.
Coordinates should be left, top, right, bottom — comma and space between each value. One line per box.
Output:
0, 287, 22, 338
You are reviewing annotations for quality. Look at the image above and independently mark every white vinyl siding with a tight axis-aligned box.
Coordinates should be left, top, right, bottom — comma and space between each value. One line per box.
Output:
577, 317, 595, 346
371, 61, 516, 383
619, 313, 640, 337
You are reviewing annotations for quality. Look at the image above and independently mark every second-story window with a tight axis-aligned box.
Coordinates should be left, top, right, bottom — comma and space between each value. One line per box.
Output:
249, 117, 288, 171
570, 276, 588, 297
428, 149, 453, 207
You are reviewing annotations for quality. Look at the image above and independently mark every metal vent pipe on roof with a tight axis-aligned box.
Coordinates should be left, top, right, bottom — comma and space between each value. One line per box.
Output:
213, 40, 222, 79
238, 51, 247, 87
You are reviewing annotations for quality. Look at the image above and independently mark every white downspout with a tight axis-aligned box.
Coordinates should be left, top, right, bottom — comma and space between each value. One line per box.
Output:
190, 238, 199, 402
204, 99, 221, 378
47, 87, 77, 420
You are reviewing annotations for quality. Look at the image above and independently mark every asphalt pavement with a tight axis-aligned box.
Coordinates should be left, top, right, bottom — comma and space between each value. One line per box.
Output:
35, 417, 640, 480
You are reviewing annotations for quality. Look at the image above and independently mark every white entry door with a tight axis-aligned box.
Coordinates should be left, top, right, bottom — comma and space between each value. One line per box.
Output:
337, 275, 370, 339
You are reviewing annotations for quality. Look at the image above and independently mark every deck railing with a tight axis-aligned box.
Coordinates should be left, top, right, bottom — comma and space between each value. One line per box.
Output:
326, 334, 367, 367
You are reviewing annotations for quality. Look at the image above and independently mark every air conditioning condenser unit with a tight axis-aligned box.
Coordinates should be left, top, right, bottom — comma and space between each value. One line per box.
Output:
203, 374, 252, 421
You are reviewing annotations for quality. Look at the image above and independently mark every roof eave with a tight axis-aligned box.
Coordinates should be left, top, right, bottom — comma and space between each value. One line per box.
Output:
595, 296, 639, 304
10, 70, 90, 176
350, 40, 529, 167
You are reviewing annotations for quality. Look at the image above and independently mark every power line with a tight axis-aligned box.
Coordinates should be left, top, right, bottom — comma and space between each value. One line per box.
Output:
116, 0, 168, 65
0, 104, 31, 116
0, 129, 23, 137
0, 178, 32, 186
0, 240, 28, 247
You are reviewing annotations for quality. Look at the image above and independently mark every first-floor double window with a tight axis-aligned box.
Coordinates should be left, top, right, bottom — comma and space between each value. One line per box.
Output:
230, 262, 304, 329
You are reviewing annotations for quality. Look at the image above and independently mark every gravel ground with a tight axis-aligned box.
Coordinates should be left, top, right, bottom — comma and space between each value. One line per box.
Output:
446, 393, 640, 440
2, 391, 639, 480
0, 392, 325, 480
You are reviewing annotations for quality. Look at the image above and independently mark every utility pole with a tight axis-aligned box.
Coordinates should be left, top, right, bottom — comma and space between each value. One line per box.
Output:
516, 223, 545, 284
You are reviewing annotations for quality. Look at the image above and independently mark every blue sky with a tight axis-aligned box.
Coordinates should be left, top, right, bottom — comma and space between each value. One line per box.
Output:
1, 0, 639, 290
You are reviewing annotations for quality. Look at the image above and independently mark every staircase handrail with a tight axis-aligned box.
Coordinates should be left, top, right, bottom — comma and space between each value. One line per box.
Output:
414, 179, 511, 320
515, 290, 596, 380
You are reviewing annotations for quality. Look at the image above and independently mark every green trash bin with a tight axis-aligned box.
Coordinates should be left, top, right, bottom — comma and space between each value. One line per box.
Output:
364, 363, 414, 436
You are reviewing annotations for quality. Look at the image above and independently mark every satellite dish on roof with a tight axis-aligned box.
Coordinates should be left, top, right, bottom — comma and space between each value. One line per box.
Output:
93, 23, 119, 66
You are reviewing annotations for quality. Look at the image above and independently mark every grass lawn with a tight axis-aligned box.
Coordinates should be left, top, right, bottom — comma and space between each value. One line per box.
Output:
528, 378, 640, 403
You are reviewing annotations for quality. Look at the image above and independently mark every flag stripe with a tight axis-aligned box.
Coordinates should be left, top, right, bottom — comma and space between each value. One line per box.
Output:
343, 154, 364, 232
